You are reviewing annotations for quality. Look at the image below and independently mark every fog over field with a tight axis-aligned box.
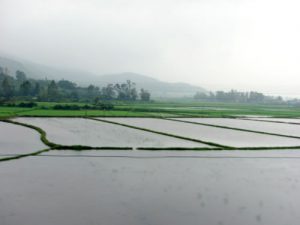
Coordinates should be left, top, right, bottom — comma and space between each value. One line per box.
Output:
2, 2, 300, 225
1, 0, 300, 96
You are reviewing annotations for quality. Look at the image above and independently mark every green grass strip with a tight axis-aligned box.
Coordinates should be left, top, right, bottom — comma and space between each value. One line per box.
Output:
236, 146, 300, 150
138, 146, 300, 151
0, 148, 51, 162
167, 118, 300, 140
53, 146, 132, 150
137, 147, 224, 151
88, 117, 233, 149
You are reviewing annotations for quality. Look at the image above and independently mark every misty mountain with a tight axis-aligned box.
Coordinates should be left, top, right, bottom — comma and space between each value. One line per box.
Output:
97, 72, 206, 98
0, 55, 98, 85
0, 55, 206, 98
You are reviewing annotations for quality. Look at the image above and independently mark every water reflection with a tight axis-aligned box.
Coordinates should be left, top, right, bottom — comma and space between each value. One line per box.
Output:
1, 150, 300, 225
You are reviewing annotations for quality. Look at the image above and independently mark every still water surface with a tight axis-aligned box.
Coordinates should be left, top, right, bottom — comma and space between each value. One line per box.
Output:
1, 150, 300, 225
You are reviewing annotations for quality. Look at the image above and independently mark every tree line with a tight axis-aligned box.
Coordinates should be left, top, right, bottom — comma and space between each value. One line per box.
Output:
194, 90, 284, 104
0, 67, 151, 102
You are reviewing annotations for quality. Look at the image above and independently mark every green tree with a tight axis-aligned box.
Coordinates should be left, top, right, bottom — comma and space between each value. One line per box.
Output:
70, 90, 79, 101
140, 89, 150, 101
102, 84, 115, 100
87, 85, 96, 99
1, 77, 14, 99
16, 70, 27, 83
20, 80, 32, 96
32, 82, 41, 96
47, 80, 59, 101
114, 80, 137, 101
57, 79, 76, 90
130, 87, 138, 101
37, 87, 48, 101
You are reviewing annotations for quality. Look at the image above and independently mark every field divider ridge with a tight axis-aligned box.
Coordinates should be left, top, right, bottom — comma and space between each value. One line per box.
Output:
166, 118, 300, 140
234, 146, 300, 150
137, 147, 225, 151
139, 146, 300, 150
87, 117, 234, 149
0, 148, 51, 162
0, 119, 133, 153
52, 146, 132, 150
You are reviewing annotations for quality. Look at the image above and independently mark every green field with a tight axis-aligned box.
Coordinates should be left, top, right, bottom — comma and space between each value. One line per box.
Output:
1, 101, 300, 118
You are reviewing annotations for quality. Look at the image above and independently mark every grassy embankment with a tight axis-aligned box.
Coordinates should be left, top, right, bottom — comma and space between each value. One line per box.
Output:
1, 101, 300, 119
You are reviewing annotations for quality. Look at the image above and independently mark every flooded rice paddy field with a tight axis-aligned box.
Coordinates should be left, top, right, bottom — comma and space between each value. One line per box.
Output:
150, 106, 238, 111
174, 118, 300, 138
101, 118, 300, 147
1, 151, 300, 225
13, 118, 209, 148
0, 121, 46, 158
2, 117, 300, 225
248, 117, 300, 124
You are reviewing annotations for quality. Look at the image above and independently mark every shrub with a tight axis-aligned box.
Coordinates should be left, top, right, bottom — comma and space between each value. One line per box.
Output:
95, 102, 114, 110
18, 102, 37, 108
53, 104, 81, 110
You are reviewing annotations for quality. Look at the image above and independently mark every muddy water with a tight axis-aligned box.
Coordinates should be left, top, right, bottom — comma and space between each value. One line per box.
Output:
0, 121, 46, 157
1, 150, 300, 225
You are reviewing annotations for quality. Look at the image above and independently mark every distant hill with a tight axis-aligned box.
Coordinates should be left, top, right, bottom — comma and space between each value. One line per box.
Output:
97, 72, 206, 98
0, 56, 98, 85
0, 55, 206, 98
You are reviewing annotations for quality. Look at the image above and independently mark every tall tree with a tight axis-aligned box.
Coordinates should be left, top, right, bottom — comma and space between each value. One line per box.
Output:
140, 89, 151, 101
47, 80, 59, 101
1, 77, 14, 99
57, 79, 76, 90
16, 70, 27, 83
114, 80, 137, 101
87, 85, 97, 99
19, 81, 32, 96
32, 83, 41, 96
102, 84, 115, 100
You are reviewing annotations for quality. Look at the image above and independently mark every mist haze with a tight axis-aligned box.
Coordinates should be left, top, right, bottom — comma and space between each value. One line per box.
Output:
1, 0, 300, 96
2, 2, 300, 224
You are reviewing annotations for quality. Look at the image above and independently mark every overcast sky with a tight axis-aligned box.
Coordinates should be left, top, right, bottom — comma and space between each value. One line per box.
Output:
1, 0, 300, 95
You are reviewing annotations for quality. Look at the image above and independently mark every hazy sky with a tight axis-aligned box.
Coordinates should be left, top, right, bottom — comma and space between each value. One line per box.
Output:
1, 0, 300, 95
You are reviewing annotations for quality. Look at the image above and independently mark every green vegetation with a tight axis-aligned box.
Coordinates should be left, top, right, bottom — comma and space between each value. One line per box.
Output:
0, 67, 151, 102
137, 147, 223, 151
1, 100, 300, 119
0, 94, 300, 164
194, 89, 299, 105
16, 110, 153, 117
0, 149, 51, 162
137, 146, 300, 150
1, 65, 300, 120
